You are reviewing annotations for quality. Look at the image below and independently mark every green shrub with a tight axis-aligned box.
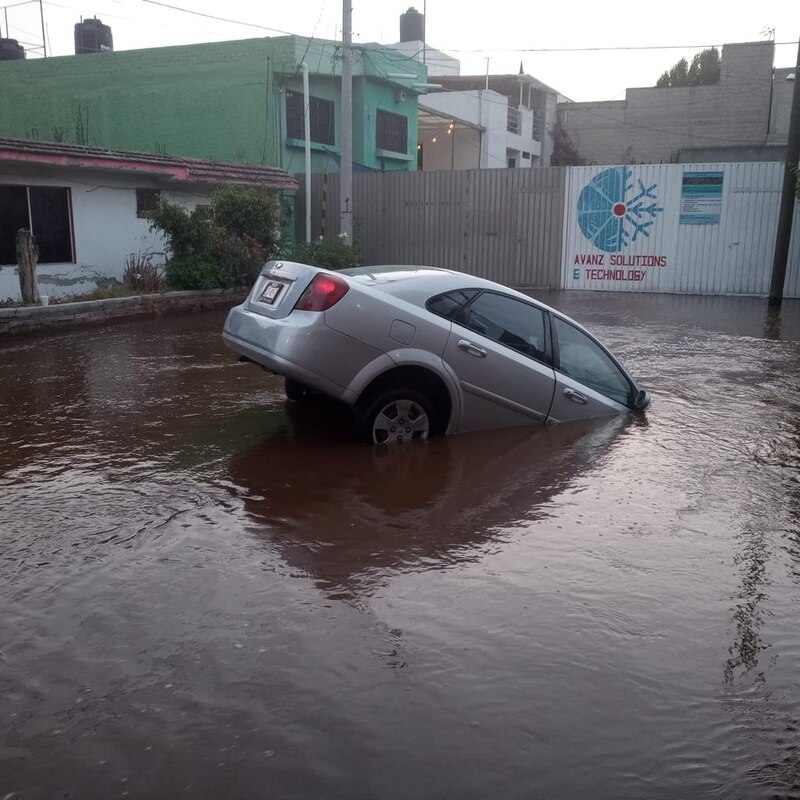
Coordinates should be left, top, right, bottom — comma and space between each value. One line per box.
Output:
149, 185, 281, 290
212, 185, 280, 246
164, 257, 226, 291
288, 236, 360, 270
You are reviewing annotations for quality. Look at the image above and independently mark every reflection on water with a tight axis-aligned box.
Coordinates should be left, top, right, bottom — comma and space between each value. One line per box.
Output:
229, 408, 631, 599
1, 297, 799, 800
763, 307, 783, 341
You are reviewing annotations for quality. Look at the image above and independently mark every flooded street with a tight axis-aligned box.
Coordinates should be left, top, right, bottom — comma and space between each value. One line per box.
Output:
1, 293, 799, 800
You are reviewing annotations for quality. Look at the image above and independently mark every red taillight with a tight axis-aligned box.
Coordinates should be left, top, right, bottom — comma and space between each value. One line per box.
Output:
294, 273, 349, 312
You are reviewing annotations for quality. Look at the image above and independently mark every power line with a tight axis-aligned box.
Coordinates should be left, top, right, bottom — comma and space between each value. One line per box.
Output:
41, 0, 236, 41
137, 0, 295, 36
446, 41, 797, 54
26, 0, 798, 65
129, 1, 796, 58
137, 3, 428, 76
35, 0, 797, 82
126, 2, 781, 61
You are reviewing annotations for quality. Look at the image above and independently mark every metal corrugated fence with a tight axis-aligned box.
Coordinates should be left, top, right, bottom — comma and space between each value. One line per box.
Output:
562, 162, 800, 297
299, 163, 799, 297
306, 168, 566, 288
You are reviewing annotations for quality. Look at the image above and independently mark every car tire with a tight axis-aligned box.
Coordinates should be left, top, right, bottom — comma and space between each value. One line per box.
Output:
355, 387, 435, 445
285, 378, 314, 403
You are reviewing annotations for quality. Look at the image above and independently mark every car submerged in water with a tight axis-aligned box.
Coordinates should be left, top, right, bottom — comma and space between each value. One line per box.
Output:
222, 261, 650, 444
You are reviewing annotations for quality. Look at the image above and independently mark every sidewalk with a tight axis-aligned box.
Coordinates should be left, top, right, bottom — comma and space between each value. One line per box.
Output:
0, 289, 247, 337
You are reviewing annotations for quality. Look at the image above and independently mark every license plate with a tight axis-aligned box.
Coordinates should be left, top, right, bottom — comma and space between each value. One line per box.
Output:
260, 281, 283, 304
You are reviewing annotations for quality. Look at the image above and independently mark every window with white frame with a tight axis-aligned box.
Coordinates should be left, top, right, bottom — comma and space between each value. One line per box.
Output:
0, 185, 74, 265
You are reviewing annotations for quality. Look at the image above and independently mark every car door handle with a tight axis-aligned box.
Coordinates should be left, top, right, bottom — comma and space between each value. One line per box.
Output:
457, 339, 487, 358
563, 387, 588, 404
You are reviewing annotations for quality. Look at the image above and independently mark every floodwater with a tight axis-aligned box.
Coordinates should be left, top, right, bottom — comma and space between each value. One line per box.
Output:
1, 292, 799, 800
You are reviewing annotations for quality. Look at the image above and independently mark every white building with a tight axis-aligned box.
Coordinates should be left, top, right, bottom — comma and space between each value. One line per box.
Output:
0, 138, 296, 301
419, 74, 569, 170
420, 88, 540, 170
387, 8, 567, 171
384, 7, 566, 170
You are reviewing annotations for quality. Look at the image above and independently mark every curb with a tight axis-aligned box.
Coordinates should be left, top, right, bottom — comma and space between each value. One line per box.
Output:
0, 289, 248, 337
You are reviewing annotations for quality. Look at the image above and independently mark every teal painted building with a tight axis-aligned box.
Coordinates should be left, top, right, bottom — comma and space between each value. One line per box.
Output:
0, 36, 426, 174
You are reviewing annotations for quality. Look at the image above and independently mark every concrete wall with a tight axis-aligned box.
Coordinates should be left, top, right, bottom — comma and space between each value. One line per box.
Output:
559, 102, 627, 165
540, 92, 558, 167
768, 68, 796, 145
560, 42, 789, 165
0, 290, 245, 336
358, 79, 420, 172
0, 36, 425, 173
678, 145, 786, 163
0, 38, 294, 166
0, 167, 209, 301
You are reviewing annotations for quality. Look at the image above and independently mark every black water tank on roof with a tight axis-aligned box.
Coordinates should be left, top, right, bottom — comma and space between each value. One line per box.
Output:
399, 7, 424, 43
0, 38, 25, 60
74, 18, 113, 54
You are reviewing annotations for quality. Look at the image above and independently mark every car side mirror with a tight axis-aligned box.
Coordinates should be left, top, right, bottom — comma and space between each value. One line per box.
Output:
634, 389, 650, 410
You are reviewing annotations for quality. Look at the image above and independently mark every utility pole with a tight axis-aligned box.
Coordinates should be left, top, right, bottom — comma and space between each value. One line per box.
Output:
339, 0, 353, 240
302, 62, 312, 243
422, 0, 426, 66
768, 37, 800, 307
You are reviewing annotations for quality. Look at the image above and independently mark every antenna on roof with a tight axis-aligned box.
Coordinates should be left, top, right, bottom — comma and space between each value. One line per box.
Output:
38, 0, 46, 56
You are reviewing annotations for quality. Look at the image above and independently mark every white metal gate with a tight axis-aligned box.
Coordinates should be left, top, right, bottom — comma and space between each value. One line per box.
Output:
562, 162, 800, 297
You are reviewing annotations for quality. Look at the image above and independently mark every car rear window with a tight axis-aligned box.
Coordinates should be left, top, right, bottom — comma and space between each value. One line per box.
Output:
426, 289, 479, 320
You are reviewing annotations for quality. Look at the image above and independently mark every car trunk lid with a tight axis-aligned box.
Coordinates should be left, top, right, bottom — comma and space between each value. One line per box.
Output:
244, 260, 322, 320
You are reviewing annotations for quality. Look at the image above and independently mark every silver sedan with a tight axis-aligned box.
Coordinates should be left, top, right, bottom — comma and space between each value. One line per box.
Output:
223, 261, 650, 444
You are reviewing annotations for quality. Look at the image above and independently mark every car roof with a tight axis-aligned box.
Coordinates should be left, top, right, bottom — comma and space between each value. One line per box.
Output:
340, 264, 558, 313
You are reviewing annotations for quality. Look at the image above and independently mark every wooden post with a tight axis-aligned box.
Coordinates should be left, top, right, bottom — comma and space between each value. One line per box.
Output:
16, 228, 40, 305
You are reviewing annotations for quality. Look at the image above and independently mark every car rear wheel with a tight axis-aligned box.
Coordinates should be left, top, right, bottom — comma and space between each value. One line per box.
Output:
355, 387, 434, 445
285, 378, 314, 403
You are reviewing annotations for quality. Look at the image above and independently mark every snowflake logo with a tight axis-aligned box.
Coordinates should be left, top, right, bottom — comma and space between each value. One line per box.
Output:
577, 167, 664, 253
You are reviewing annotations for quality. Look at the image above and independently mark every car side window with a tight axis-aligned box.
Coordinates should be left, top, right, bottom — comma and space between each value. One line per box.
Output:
458, 292, 547, 362
426, 289, 479, 320
553, 317, 632, 406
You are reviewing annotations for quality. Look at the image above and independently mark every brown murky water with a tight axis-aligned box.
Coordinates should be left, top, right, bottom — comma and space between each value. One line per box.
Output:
1, 293, 799, 800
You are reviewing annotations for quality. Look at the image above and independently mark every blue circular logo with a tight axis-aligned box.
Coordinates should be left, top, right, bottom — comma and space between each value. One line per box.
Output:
577, 167, 663, 253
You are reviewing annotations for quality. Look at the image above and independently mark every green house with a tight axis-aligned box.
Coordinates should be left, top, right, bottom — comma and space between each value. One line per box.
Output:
0, 36, 426, 174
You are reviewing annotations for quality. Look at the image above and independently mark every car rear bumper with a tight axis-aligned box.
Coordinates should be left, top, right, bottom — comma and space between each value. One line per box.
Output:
222, 304, 382, 404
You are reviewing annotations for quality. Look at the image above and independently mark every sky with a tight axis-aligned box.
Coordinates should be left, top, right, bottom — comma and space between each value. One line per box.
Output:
2, 0, 797, 102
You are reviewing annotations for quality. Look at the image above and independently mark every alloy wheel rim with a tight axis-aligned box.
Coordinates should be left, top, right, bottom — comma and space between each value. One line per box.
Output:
372, 399, 429, 444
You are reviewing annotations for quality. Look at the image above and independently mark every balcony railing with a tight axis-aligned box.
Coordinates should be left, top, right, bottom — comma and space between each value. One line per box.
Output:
506, 106, 520, 134
531, 113, 541, 140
